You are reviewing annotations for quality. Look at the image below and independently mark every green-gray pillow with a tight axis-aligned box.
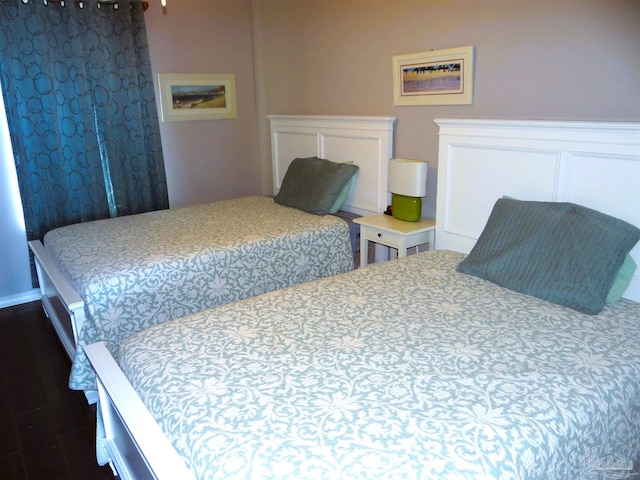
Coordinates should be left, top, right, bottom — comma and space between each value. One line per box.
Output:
274, 157, 359, 215
501, 195, 636, 304
456, 198, 640, 315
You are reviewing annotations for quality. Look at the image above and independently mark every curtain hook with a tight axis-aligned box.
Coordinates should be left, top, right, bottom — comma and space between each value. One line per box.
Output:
97, 0, 119, 9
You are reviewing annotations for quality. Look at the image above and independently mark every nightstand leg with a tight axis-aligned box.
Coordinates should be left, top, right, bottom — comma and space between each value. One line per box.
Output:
398, 240, 407, 259
359, 236, 368, 267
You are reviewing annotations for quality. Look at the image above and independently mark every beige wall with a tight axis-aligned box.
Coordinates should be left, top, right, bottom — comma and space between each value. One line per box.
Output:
144, 0, 260, 208
145, 0, 640, 217
252, 0, 640, 218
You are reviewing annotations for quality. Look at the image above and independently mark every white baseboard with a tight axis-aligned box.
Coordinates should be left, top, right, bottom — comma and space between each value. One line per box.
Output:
0, 289, 40, 309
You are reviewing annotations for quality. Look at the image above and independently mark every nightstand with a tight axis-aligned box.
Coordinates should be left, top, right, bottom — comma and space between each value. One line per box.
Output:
353, 214, 436, 267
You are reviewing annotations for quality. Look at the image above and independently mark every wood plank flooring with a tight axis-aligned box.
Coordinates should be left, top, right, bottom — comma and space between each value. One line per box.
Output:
0, 302, 115, 480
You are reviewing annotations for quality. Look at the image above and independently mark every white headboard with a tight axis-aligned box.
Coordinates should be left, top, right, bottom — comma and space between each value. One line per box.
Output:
435, 118, 640, 302
268, 115, 395, 215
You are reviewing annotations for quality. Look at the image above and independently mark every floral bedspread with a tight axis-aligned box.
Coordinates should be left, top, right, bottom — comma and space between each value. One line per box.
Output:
44, 196, 353, 390
116, 250, 640, 480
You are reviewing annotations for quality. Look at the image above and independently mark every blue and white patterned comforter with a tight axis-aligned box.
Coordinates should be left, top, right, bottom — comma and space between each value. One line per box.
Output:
116, 250, 640, 480
44, 196, 353, 390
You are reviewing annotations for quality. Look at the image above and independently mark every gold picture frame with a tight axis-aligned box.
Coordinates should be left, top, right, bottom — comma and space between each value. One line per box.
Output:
392, 46, 474, 106
157, 73, 237, 122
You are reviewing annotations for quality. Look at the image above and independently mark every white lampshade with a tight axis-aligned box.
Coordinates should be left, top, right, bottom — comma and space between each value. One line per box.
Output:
388, 158, 428, 197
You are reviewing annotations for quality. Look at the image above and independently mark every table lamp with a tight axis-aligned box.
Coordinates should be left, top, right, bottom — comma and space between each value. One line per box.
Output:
388, 158, 428, 222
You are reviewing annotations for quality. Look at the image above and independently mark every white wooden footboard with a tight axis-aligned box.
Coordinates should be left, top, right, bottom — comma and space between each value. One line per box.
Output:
84, 342, 195, 480
29, 240, 85, 359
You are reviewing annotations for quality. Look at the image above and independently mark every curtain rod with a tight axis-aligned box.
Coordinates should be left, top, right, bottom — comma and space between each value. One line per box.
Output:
37, 0, 152, 11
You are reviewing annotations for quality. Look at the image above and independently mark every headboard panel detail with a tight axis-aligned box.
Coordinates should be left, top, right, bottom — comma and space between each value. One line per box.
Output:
435, 118, 640, 302
269, 115, 396, 215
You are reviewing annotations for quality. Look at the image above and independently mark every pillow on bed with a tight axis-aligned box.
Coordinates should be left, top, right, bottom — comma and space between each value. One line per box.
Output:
328, 177, 354, 214
606, 254, 637, 304
274, 157, 359, 215
501, 195, 636, 304
456, 198, 640, 314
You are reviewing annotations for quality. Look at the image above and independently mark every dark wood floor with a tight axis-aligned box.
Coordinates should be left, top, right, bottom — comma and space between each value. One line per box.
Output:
0, 301, 116, 480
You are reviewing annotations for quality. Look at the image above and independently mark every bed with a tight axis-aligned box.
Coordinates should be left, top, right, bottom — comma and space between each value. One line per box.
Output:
30, 115, 395, 396
85, 119, 640, 479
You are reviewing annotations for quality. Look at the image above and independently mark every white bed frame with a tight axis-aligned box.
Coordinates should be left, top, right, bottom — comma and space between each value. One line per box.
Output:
85, 118, 640, 479
29, 115, 395, 404
434, 118, 640, 302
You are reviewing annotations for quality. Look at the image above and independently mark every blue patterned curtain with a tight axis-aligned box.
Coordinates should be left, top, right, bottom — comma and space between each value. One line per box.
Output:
0, 0, 168, 245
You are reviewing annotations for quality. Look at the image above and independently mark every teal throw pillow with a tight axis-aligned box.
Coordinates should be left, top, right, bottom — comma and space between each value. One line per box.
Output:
274, 157, 359, 215
456, 198, 640, 314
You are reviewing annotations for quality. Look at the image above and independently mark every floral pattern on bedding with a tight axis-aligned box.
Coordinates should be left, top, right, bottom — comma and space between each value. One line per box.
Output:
44, 196, 353, 390
116, 250, 640, 480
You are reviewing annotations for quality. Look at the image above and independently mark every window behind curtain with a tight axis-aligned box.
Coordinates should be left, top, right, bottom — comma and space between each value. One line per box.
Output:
0, 82, 34, 301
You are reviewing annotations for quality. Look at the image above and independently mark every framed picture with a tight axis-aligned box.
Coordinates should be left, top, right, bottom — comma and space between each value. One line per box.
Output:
392, 46, 474, 106
157, 73, 237, 122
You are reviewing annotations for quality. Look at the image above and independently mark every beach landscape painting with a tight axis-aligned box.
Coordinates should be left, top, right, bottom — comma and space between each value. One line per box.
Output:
171, 84, 227, 110
158, 73, 237, 121
401, 61, 462, 94
393, 46, 474, 106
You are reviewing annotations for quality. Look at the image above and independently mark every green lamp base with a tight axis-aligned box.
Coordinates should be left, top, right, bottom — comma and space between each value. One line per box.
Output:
391, 193, 422, 222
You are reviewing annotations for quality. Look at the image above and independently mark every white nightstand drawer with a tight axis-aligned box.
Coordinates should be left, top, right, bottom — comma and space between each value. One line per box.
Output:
363, 228, 401, 247
354, 214, 436, 267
